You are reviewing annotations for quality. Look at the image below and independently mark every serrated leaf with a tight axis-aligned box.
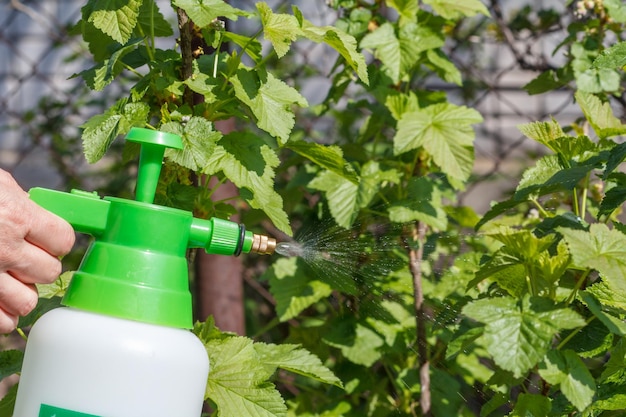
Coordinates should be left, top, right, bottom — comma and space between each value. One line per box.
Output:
422, 0, 489, 19
601, 337, 626, 382
205, 336, 287, 417
162, 118, 222, 171
36, 271, 73, 299
388, 176, 447, 229
285, 141, 358, 184
580, 292, 626, 336
393, 103, 481, 182
309, 161, 393, 228
254, 343, 342, 388
257, 2, 302, 58
560, 223, 626, 294
84, 0, 142, 44
0, 350, 23, 382
538, 349, 595, 411
79, 38, 143, 91
385, 0, 419, 21
576, 91, 626, 139
523, 69, 570, 95
268, 257, 332, 321
586, 281, 626, 314
593, 40, 626, 69
518, 119, 566, 149
510, 393, 551, 417
426, 49, 462, 86
231, 69, 308, 144
82, 113, 122, 163
172, 0, 245, 28
82, 100, 150, 163
604, 142, 626, 179
204, 132, 291, 235
361, 22, 443, 83
297, 16, 369, 85
462, 296, 585, 377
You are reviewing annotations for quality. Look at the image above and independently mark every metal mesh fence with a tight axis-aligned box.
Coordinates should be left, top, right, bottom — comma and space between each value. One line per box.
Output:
0, 0, 583, 212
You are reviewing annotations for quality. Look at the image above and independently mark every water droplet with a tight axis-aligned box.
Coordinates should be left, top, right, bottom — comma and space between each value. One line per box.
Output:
275, 241, 305, 257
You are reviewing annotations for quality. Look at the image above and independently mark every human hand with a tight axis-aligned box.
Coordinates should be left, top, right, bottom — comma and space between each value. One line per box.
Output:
0, 170, 75, 333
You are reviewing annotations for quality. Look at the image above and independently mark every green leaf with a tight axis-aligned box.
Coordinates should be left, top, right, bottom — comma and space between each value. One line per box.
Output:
0, 384, 17, 417
600, 337, 626, 382
593, 40, 626, 69
162, 118, 222, 172
577, 67, 621, 94
422, 0, 489, 19
426, 49, 462, 86
605, 0, 626, 22
297, 14, 369, 84
385, 0, 419, 22
509, 393, 551, 417
137, 0, 173, 38
231, 69, 308, 144
204, 336, 287, 417
257, 2, 302, 58
462, 296, 585, 378
254, 343, 343, 388
559, 223, 626, 294
393, 103, 482, 182
84, 0, 142, 44
323, 319, 384, 367
81, 114, 122, 163
0, 350, 23, 382
361, 22, 444, 83
576, 91, 626, 139
599, 182, 626, 219
538, 349, 596, 411
36, 271, 73, 299
172, 0, 245, 28
388, 176, 448, 230
268, 257, 333, 321
523, 69, 570, 95
79, 38, 144, 91
604, 142, 626, 179
204, 132, 291, 235
518, 119, 566, 150
285, 141, 359, 184
586, 281, 626, 314
309, 161, 394, 228
81, 100, 150, 163
580, 291, 626, 336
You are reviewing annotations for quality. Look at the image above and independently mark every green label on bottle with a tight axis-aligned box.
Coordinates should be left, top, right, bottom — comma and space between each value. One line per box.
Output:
39, 404, 102, 417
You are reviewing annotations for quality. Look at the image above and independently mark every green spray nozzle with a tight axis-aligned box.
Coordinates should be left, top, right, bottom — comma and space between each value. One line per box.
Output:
29, 127, 276, 329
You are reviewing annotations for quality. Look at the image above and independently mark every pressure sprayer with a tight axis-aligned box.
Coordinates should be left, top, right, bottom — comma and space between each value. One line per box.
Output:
13, 128, 278, 417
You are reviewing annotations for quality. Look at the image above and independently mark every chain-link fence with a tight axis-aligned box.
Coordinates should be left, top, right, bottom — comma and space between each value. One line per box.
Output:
0, 0, 582, 212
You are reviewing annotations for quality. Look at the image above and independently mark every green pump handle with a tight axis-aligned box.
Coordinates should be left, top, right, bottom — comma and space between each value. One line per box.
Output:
29, 128, 276, 329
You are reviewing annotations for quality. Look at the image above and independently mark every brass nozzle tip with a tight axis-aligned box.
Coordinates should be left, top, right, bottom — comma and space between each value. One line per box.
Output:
250, 234, 277, 255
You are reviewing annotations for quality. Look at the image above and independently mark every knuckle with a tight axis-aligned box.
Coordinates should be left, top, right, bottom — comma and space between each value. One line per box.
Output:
0, 311, 18, 334
17, 289, 38, 317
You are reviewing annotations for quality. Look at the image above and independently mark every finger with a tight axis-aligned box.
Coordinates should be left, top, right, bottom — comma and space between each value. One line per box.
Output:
24, 200, 75, 257
6, 242, 63, 285
0, 308, 19, 335
0, 272, 38, 317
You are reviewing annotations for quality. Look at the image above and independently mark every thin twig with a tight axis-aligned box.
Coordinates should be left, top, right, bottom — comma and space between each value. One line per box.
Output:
408, 221, 431, 417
